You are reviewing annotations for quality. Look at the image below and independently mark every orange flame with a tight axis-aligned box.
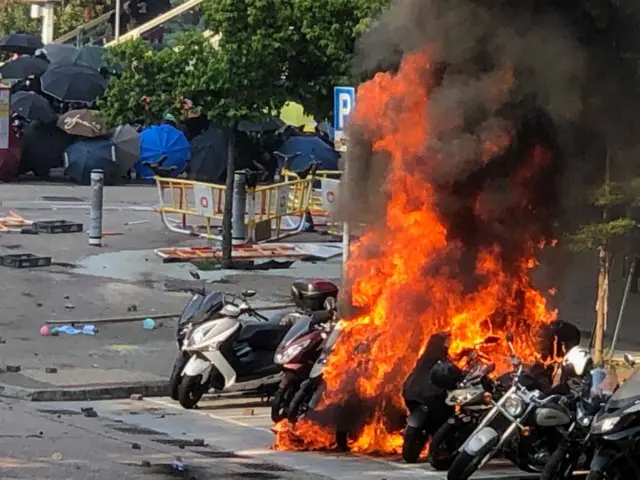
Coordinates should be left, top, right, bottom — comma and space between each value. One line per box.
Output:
276, 49, 557, 453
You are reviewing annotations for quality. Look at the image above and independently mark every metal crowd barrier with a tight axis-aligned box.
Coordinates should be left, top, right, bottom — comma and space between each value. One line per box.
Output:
154, 174, 317, 243
281, 169, 342, 233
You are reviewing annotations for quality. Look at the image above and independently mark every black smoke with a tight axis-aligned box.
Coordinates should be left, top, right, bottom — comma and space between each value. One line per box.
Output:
342, 0, 640, 245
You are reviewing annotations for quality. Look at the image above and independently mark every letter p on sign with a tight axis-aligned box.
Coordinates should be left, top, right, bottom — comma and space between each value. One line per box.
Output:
333, 87, 355, 133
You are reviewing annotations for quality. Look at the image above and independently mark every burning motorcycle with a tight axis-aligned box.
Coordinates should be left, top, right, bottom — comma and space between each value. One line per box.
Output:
588, 354, 638, 480
270, 296, 337, 422
540, 366, 612, 480
284, 318, 344, 423
427, 339, 510, 469
402, 334, 500, 465
447, 338, 593, 480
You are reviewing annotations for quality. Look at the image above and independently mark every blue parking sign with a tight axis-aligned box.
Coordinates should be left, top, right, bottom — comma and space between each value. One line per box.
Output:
333, 86, 355, 151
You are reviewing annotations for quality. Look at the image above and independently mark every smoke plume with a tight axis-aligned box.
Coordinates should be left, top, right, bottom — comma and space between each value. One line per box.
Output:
341, 0, 640, 243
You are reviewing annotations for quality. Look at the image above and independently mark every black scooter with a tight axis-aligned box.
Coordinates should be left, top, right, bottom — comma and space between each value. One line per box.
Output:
588, 354, 638, 480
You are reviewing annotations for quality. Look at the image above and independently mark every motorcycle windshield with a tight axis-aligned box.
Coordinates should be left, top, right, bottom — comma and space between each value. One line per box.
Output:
606, 368, 639, 411
189, 292, 225, 326
278, 316, 312, 347
178, 294, 205, 328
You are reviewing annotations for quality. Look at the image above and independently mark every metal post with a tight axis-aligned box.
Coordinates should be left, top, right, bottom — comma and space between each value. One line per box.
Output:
89, 169, 104, 246
610, 259, 636, 355
115, 0, 122, 41
231, 171, 247, 245
41, 2, 55, 44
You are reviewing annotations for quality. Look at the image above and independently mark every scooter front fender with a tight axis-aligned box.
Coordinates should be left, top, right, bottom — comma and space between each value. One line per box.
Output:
182, 356, 212, 384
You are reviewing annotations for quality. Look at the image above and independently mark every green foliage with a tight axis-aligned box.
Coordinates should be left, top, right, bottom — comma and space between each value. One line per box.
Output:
590, 181, 626, 207
98, 34, 217, 127
0, 1, 39, 37
567, 217, 636, 252
285, 0, 391, 119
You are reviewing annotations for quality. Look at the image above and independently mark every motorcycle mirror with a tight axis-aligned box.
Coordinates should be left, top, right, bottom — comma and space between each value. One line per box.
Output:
624, 353, 637, 367
242, 289, 257, 298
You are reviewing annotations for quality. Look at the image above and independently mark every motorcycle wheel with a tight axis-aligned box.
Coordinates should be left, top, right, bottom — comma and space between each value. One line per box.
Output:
447, 436, 498, 480
402, 425, 427, 463
178, 374, 206, 409
540, 445, 577, 480
169, 353, 188, 401
287, 382, 314, 423
271, 386, 296, 423
428, 421, 470, 470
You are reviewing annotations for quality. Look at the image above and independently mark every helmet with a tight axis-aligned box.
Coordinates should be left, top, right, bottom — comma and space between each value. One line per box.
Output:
430, 360, 464, 390
562, 346, 593, 377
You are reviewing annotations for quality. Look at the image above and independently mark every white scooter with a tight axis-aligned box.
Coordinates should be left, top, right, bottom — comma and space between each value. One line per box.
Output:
177, 290, 292, 409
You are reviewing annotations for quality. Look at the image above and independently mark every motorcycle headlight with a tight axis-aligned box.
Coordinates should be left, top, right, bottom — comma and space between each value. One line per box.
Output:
600, 416, 620, 433
275, 340, 310, 364
503, 394, 525, 417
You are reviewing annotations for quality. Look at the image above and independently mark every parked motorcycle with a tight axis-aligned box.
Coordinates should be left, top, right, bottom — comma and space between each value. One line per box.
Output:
169, 287, 224, 401
427, 348, 507, 469
402, 335, 500, 466
588, 354, 638, 480
447, 338, 592, 480
285, 318, 344, 423
176, 290, 291, 409
270, 297, 337, 422
541, 367, 611, 480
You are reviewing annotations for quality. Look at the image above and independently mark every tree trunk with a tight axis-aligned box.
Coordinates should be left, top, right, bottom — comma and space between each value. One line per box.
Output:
594, 246, 609, 365
221, 124, 236, 268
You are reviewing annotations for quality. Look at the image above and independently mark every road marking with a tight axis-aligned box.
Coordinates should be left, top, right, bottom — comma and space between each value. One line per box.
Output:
145, 398, 273, 433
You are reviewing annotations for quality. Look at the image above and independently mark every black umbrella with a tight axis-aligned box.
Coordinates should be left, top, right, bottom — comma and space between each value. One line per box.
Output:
20, 121, 77, 178
0, 33, 44, 55
74, 46, 106, 70
188, 123, 229, 183
238, 117, 285, 133
64, 138, 120, 185
37, 44, 78, 65
0, 56, 48, 80
41, 64, 107, 104
11, 91, 56, 123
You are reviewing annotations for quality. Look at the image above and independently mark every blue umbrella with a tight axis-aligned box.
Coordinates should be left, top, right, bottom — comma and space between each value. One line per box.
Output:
276, 136, 340, 172
63, 138, 118, 185
136, 124, 190, 179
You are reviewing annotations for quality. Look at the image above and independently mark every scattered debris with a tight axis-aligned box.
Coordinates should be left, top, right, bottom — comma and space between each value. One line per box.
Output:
192, 439, 205, 447
53, 325, 96, 336
50, 452, 63, 461
127, 304, 138, 312
0, 337, 6, 344
21, 291, 33, 297
84, 409, 98, 418
45, 367, 57, 374
40, 325, 50, 336
140, 460, 151, 467
35, 220, 83, 234
242, 408, 255, 416
46, 312, 179, 326
130, 394, 144, 401
6, 365, 20, 373
125, 220, 148, 226
36, 302, 43, 307
80, 407, 94, 413
64, 303, 75, 310
0, 253, 52, 268
131, 443, 141, 450
171, 459, 185, 472
189, 270, 201, 280
142, 318, 156, 330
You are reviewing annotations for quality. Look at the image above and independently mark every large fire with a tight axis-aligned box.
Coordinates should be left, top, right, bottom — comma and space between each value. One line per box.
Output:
275, 48, 558, 454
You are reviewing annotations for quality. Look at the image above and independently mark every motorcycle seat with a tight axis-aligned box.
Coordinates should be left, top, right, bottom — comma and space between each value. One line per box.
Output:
238, 322, 290, 351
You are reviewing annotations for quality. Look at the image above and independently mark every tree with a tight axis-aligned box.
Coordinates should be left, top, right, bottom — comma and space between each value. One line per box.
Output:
567, 157, 638, 365
285, 0, 390, 119
0, 1, 39, 37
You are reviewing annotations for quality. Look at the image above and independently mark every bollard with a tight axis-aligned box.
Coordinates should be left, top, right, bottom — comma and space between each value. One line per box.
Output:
231, 171, 247, 245
89, 169, 104, 246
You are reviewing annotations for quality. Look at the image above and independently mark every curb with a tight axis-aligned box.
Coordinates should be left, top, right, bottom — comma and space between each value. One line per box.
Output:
0, 380, 169, 402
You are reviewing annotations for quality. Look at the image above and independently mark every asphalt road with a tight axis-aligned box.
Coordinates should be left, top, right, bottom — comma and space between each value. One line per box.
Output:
33, 394, 545, 480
